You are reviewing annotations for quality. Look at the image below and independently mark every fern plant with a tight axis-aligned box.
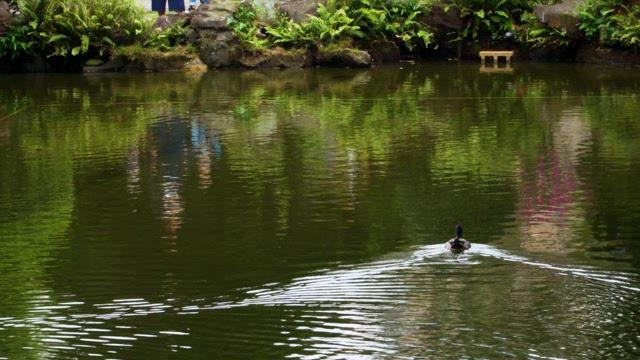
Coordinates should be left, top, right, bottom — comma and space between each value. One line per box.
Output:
144, 22, 190, 51
610, 4, 640, 49
230, 4, 268, 51
0, 23, 39, 60
1, 0, 151, 59
266, 3, 361, 47
579, 0, 640, 49
348, 0, 435, 51
266, 14, 310, 47
305, 4, 363, 43
517, 11, 570, 49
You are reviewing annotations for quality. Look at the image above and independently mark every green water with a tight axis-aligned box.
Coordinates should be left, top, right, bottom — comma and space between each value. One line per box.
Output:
1, 63, 639, 359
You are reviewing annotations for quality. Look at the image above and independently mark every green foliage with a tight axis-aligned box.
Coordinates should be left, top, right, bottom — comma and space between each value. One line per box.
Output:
348, 0, 435, 51
0, 0, 193, 61
267, 3, 362, 47
0, 22, 39, 60
612, 5, 640, 48
144, 22, 189, 51
234, 2, 361, 49
445, 0, 532, 41
517, 11, 570, 49
230, 4, 268, 50
578, 0, 618, 42
237, 0, 433, 52
0, 0, 153, 59
304, 3, 363, 44
39, 0, 151, 57
579, 0, 640, 49
266, 14, 310, 47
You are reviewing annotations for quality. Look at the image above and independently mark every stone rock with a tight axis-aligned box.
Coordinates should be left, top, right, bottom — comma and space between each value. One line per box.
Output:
144, 52, 197, 72
276, 0, 324, 23
191, 1, 245, 67
367, 40, 401, 64
576, 43, 640, 68
20, 56, 46, 73
534, 0, 584, 36
112, 48, 198, 72
239, 47, 311, 68
83, 59, 125, 73
154, 13, 190, 31
183, 57, 209, 72
85, 58, 104, 66
191, 1, 241, 30
314, 47, 372, 67
421, 2, 463, 31
198, 30, 242, 67
0, 1, 13, 34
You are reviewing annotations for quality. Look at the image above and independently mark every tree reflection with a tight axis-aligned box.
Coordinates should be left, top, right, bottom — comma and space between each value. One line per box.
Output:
1, 64, 639, 357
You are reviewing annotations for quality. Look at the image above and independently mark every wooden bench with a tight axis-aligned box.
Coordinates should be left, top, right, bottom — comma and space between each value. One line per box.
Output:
479, 51, 514, 64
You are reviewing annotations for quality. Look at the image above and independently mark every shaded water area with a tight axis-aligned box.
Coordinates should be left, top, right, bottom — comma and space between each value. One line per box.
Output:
1, 63, 640, 359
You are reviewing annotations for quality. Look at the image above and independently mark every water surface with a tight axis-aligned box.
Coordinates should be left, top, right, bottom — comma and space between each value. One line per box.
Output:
1, 63, 640, 358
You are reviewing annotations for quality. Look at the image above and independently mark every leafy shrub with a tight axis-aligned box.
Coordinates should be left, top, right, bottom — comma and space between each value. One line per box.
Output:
237, 0, 433, 52
0, 0, 153, 59
579, 0, 640, 49
304, 3, 363, 44
266, 13, 310, 47
612, 5, 640, 48
39, 0, 151, 57
444, 0, 528, 41
230, 4, 268, 50
578, 0, 618, 43
233, 2, 361, 49
267, 3, 362, 47
0, 22, 38, 60
144, 21, 189, 51
517, 11, 570, 49
348, 0, 435, 51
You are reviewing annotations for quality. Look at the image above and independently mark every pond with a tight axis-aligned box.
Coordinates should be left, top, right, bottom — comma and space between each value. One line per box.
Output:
1, 63, 639, 359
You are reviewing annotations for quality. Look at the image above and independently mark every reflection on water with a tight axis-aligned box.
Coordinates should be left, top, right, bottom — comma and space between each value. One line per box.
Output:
0, 244, 638, 358
518, 107, 592, 254
1, 63, 640, 358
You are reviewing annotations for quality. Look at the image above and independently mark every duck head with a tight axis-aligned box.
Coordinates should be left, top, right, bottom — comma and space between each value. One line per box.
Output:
455, 224, 463, 239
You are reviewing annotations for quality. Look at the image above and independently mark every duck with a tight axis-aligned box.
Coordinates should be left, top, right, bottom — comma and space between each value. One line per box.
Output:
446, 224, 471, 253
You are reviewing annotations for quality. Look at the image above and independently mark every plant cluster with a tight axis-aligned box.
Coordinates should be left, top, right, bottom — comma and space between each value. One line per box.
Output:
517, 11, 569, 49
347, 0, 434, 51
144, 21, 190, 51
268, 2, 362, 47
229, 0, 571, 54
229, 4, 269, 50
579, 0, 640, 49
231, 0, 435, 53
0, 0, 150, 59
0, 0, 191, 62
231, 1, 363, 50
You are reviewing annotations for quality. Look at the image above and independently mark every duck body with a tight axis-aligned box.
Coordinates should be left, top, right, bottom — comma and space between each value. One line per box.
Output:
446, 237, 471, 253
445, 224, 471, 253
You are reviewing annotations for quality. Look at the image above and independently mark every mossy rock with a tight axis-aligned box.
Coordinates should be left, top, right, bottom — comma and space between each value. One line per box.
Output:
314, 47, 372, 67
239, 47, 312, 68
534, 0, 584, 37
0, 1, 13, 33
367, 41, 401, 64
85, 58, 104, 67
114, 46, 199, 72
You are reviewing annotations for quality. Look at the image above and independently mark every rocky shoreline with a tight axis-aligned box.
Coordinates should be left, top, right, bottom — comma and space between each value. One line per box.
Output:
1, 0, 639, 73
